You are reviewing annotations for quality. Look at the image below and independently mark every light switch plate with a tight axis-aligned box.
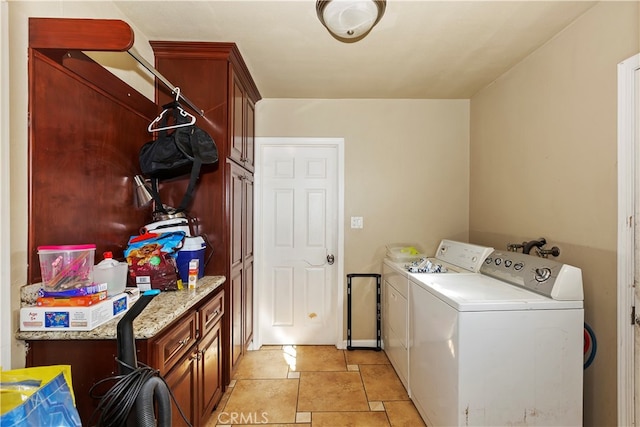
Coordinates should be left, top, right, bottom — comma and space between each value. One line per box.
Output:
351, 216, 363, 229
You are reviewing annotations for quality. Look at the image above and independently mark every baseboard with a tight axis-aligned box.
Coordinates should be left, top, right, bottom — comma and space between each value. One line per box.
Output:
341, 339, 382, 350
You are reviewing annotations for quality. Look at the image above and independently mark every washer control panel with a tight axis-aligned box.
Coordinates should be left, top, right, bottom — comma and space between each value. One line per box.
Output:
480, 250, 583, 301
435, 240, 494, 272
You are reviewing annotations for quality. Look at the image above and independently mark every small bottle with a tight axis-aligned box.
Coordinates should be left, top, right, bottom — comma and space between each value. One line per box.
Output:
188, 259, 199, 290
97, 252, 119, 268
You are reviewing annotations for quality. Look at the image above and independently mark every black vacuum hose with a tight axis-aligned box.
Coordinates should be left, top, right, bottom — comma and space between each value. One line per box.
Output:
135, 376, 172, 426
91, 289, 191, 427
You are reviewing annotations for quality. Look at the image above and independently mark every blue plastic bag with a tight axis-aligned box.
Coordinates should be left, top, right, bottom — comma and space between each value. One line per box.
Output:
0, 365, 81, 427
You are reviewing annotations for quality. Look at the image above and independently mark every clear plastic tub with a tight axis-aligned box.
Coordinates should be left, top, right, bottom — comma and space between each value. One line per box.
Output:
37, 244, 96, 292
93, 252, 129, 297
385, 243, 425, 262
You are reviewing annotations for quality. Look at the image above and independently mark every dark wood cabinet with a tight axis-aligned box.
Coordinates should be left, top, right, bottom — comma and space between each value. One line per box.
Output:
198, 321, 223, 422
163, 291, 224, 426
230, 71, 256, 172
150, 42, 260, 384
229, 161, 255, 372
165, 348, 198, 426
24, 288, 224, 427
243, 173, 255, 348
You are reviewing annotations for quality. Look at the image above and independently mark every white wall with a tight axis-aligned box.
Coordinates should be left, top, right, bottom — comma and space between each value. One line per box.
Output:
257, 98, 470, 338
469, 2, 639, 425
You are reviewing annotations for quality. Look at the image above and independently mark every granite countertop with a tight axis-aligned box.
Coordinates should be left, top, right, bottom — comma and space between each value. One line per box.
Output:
16, 276, 225, 341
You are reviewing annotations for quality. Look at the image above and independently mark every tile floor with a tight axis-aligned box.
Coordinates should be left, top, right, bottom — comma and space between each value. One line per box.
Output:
207, 345, 426, 427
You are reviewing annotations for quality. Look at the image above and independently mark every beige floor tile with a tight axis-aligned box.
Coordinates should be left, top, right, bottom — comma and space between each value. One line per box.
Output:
229, 425, 309, 427
384, 401, 427, 427
231, 425, 310, 427
258, 345, 283, 350
207, 387, 232, 426
222, 379, 299, 424
345, 349, 390, 365
296, 411, 311, 422
312, 411, 390, 426
233, 347, 291, 379
369, 401, 385, 411
290, 345, 347, 371
298, 371, 369, 412
359, 364, 409, 401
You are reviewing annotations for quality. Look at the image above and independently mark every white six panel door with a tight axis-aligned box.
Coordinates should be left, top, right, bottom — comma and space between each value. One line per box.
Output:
259, 142, 339, 345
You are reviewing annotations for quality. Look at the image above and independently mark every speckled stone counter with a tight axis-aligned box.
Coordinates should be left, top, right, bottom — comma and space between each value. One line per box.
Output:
16, 275, 225, 341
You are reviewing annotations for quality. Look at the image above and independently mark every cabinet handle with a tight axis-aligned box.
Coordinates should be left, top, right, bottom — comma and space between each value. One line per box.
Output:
179, 337, 190, 347
212, 310, 220, 317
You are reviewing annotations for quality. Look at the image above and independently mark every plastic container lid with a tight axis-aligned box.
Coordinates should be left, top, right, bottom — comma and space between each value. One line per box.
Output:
96, 252, 120, 268
38, 244, 96, 252
180, 236, 205, 251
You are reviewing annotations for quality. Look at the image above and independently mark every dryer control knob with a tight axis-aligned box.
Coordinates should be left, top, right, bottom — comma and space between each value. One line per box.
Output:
534, 267, 552, 282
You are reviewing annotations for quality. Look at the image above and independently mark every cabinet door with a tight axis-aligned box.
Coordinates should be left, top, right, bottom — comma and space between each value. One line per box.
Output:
244, 98, 255, 172
230, 267, 243, 369
165, 349, 198, 426
230, 163, 244, 271
199, 322, 223, 423
243, 257, 254, 348
230, 73, 245, 165
243, 174, 254, 260
243, 175, 254, 347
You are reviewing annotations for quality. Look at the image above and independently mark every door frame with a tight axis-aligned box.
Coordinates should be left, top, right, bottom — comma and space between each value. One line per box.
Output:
253, 137, 345, 350
617, 52, 639, 426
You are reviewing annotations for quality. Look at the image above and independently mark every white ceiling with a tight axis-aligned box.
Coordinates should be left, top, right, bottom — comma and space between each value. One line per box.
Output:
115, 0, 596, 99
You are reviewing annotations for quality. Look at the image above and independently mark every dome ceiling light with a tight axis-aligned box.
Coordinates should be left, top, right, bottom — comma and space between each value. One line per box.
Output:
316, 0, 386, 43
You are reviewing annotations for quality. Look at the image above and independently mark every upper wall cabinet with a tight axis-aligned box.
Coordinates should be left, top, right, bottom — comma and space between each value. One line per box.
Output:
231, 72, 256, 172
149, 42, 260, 172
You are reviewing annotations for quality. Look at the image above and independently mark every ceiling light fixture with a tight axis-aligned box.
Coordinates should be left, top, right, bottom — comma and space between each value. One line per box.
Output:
316, 0, 386, 43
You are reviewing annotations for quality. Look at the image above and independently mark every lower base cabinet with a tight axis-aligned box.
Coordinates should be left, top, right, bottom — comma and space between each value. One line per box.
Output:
165, 321, 222, 426
24, 289, 224, 427
165, 349, 198, 426
199, 322, 223, 422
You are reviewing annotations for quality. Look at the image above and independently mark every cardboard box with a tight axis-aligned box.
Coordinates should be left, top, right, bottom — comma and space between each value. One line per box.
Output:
36, 291, 108, 307
20, 292, 129, 331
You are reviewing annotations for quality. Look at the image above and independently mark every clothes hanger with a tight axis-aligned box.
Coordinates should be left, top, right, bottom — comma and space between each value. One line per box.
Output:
147, 88, 196, 132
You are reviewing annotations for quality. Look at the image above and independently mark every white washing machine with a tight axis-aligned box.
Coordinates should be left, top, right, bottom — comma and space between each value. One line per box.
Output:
382, 240, 493, 393
409, 250, 584, 426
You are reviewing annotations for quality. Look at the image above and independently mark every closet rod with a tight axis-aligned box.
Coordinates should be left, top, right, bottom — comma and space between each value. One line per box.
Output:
127, 49, 205, 117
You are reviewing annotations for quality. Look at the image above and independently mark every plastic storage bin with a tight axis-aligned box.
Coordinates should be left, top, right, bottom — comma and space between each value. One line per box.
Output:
37, 244, 96, 293
385, 243, 425, 262
93, 252, 129, 297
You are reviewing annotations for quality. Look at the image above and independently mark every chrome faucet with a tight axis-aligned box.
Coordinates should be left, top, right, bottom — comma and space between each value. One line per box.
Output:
507, 243, 524, 252
522, 238, 547, 255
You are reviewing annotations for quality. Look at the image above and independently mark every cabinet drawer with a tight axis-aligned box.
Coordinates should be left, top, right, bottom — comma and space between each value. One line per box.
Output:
153, 311, 198, 375
200, 291, 224, 336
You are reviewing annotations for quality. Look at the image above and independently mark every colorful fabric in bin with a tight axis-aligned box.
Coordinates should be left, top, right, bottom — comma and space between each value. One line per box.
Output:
0, 365, 81, 427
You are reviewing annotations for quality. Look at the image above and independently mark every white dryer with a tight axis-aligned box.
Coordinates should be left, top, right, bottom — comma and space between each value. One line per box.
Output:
409, 250, 584, 426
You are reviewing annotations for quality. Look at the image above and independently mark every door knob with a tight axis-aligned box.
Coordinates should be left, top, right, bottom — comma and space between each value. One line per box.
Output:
327, 254, 335, 265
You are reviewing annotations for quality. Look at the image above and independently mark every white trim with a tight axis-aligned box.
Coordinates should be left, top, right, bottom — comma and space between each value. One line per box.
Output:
617, 52, 639, 427
254, 137, 345, 350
